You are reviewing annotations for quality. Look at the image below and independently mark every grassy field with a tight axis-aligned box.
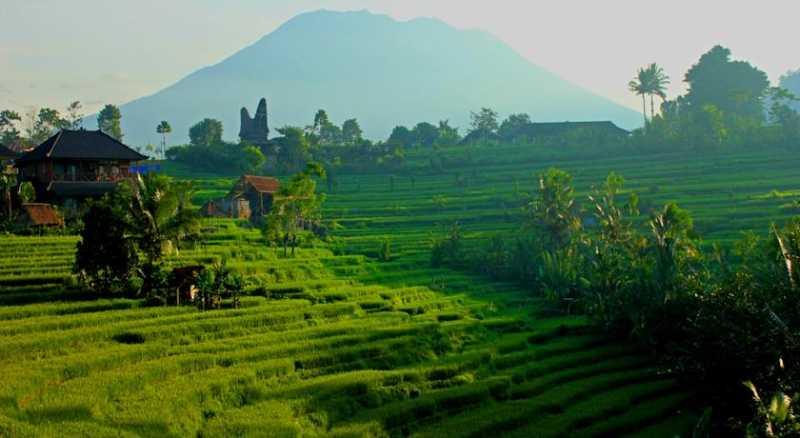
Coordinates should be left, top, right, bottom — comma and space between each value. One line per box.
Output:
4, 144, 798, 436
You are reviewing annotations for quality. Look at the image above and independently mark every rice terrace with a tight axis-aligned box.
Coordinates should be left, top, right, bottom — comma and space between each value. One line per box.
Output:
2, 3, 800, 438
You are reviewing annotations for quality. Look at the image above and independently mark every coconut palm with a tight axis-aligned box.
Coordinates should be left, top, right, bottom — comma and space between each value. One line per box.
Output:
629, 63, 671, 125
629, 68, 651, 125
644, 63, 670, 120
127, 173, 199, 263
156, 121, 172, 160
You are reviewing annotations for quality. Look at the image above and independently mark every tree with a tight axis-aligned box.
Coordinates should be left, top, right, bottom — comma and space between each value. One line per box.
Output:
276, 126, 312, 173
189, 118, 223, 147
313, 110, 331, 135
156, 121, 172, 159
629, 67, 651, 125
97, 104, 123, 141
525, 168, 581, 250
263, 163, 326, 256
74, 198, 138, 294
0, 174, 14, 217
125, 174, 199, 297
388, 125, 413, 147
498, 113, 533, 141
684, 46, 770, 119
18, 182, 35, 204
341, 119, 363, 146
0, 110, 22, 147
437, 120, 461, 145
412, 122, 439, 147
238, 145, 266, 173
643, 63, 670, 120
470, 108, 499, 136
28, 108, 69, 144
65, 101, 84, 129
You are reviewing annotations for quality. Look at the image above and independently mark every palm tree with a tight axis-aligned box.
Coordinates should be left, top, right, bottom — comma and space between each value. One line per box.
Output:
126, 173, 199, 296
629, 63, 671, 125
629, 68, 650, 125
156, 121, 172, 160
644, 63, 670, 120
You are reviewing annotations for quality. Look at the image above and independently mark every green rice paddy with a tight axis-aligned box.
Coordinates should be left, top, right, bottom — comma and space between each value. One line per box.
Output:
3, 143, 797, 436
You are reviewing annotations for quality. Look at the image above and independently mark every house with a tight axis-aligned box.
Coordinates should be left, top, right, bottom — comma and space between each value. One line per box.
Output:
15, 129, 148, 204
200, 175, 280, 221
517, 121, 630, 139
460, 121, 630, 145
16, 203, 64, 229
170, 265, 205, 305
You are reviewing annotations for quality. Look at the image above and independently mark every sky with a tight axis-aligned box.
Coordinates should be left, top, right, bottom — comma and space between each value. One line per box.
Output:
2, 0, 798, 118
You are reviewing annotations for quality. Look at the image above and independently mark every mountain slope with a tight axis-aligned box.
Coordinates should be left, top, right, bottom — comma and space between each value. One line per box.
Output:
115, 9, 641, 146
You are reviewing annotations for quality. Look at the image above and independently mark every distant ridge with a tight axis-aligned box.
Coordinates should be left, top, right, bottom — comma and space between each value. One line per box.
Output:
112, 9, 641, 146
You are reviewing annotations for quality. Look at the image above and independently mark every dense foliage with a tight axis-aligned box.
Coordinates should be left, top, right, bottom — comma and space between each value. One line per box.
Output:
74, 173, 200, 300
438, 167, 800, 435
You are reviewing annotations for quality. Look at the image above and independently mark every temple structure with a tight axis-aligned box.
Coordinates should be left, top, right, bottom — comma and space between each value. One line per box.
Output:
239, 98, 271, 149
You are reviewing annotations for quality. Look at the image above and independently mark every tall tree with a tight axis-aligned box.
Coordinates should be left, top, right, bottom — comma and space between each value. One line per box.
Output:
341, 119, 363, 146
276, 126, 311, 173
65, 101, 84, 129
0, 110, 22, 147
644, 63, 670, 120
629, 67, 651, 125
684, 46, 769, 119
498, 113, 533, 141
188, 118, 223, 147
469, 108, 499, 135
97, 104, 123, 141
412, 122, 439, 147
156, 121, 172, 159
125, 174, 199, 296
263, 163, 326, 256
27, 108, 69, 144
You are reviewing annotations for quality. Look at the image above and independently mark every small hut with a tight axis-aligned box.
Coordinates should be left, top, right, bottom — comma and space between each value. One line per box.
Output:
200, 175, 279, 221
16, 203, 64, 229
170, 265, 205, 305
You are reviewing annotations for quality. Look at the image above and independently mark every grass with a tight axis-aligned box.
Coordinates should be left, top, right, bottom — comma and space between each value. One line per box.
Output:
4, 143, 793, 436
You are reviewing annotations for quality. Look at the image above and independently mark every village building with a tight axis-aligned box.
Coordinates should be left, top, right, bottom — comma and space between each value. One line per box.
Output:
15, 129, 148, 204
239, 98, 281, 163
201, 175, 280, 221
460, 120, 630, 144
16, 203, 64, 229
517, 121, 630, 138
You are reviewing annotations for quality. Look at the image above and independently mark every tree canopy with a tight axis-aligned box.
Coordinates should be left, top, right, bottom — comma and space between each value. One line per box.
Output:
684, 46, 769, 119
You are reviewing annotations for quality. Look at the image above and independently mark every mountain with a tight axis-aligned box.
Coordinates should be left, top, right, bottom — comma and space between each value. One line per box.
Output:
113, 9, 642, 146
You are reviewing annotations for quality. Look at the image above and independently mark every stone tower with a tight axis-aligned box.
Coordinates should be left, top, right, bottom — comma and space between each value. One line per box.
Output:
239, 98, 270, 147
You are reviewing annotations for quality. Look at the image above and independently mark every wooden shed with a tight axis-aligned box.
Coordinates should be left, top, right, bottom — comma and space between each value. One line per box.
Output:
16, 203, 64, 229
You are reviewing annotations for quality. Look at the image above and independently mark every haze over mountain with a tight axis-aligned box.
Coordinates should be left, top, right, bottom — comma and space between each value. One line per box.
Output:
113, 9, 642, 146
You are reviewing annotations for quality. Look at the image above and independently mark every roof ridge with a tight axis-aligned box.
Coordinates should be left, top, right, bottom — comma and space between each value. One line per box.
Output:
95, 129, 148, 161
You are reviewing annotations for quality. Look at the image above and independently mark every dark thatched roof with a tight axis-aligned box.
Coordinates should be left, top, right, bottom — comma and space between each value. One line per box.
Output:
518, 121, 630, 138
16, 130, 147, 164
19, 203, 63, 227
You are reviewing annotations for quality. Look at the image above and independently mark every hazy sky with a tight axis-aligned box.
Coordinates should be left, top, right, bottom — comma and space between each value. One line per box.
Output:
2, 0, 797, 117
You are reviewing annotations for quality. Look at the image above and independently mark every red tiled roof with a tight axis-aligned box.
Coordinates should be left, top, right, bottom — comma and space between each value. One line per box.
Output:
20, 203, 63, 226
241, 175, 280, 194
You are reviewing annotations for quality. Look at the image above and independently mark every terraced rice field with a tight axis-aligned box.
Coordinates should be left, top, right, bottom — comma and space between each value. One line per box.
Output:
5, 144, 798, 436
